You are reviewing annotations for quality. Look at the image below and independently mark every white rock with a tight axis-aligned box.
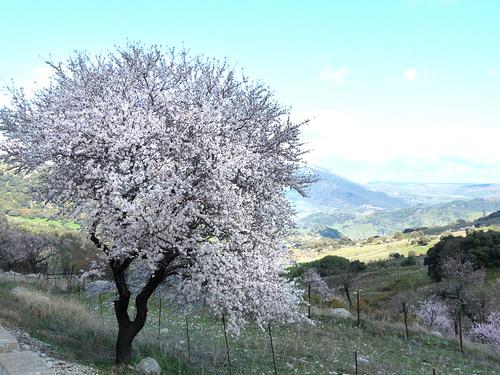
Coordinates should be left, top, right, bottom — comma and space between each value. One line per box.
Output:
358, 355, 370, 364
331, 308, 353, 319
430, 330, 443, 338
135, 357, 161, 374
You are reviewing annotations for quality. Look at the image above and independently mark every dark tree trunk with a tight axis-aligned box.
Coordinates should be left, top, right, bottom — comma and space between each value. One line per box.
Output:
110, 256, 171, 365
116, 323, 139, 364
344, 284, 352, 309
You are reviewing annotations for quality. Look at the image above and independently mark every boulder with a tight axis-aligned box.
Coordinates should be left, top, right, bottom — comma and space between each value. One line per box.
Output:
358, 355, 370, 364
331, 308, 353, 319
135, 357, 161, 375
430, 330, 443, 338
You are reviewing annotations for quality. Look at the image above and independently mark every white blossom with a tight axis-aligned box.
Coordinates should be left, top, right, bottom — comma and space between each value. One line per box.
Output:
0, 44, 313, 333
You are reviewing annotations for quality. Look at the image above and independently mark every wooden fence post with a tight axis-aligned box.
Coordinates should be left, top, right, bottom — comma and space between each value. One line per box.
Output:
222, 314, 232, 375
458, 311, 464, 354
403, 301, 409, 340
356, 290, 361, 328
354, 350, 358, 375
98, 293, 103, 318
268, 322, 278, 375
157, 293, 162, 345
308, 284, 311, 319
185, 316, 191, 361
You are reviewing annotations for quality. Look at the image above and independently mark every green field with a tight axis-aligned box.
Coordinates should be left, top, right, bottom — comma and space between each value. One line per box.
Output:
292, 236, 441, 264
6, 215, 80, 232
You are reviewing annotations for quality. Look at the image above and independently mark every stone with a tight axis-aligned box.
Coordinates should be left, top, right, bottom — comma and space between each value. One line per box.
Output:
358, 355, 370, 364
430, 330, 443, 338
0, 327, 18, 353
331, 308, 353, 319
0, 351, 54, 375
135, 357, 161, 375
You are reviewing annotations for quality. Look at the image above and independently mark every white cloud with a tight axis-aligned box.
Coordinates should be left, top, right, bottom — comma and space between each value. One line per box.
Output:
319, 65, 349, 85
403, 68, 430, 81
294, 107, 500, 182
403, 68, 418, 80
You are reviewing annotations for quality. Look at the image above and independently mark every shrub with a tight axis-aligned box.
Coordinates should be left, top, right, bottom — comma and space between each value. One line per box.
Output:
416, 297, 453, 333
469, 311, 500, 353
416, 236, 431, 246
401, 256, 416, 267
425, 230, 500, 281
327, 297, 349, 310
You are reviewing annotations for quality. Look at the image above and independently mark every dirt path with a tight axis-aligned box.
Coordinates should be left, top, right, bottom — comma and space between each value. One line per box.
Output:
4, 326, 99, 375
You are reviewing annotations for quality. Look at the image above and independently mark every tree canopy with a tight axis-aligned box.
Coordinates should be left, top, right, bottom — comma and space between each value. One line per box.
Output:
0, 43, 313, 363
425, 230, 500, 282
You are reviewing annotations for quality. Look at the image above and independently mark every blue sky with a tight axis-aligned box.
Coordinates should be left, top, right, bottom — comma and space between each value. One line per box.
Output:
1, 0, 499, 183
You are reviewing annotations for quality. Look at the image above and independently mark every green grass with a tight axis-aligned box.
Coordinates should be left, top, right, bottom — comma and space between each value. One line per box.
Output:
0, 277, 498, 375
6, 215, 80, 232
293, 237, 435, 263
0, 281, 201, 374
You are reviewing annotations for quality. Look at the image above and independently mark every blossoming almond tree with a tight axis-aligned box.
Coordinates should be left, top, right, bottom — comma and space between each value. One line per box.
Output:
0, 44, 313, 364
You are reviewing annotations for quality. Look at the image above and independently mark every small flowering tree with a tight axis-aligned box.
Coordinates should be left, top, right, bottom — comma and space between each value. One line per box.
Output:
0, 44, 312, 363
303, 267, 332, 302
469, 311, 500, 353
416, 296, 453, 333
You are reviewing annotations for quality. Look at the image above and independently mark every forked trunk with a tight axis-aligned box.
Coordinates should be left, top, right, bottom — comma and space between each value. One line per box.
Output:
109, 256, 170, 365
113, 293, 149, 364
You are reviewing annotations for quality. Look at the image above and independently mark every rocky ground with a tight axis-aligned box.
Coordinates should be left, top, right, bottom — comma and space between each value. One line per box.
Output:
5, 326, 99, 375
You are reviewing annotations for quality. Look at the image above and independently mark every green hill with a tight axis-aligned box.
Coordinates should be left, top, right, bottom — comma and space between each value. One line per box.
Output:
300, 198, 500, 239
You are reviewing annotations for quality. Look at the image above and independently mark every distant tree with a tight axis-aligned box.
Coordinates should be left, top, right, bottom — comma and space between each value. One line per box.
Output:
339, 260, 365, 308
469, 311, 500, 354
415, 296, 453, 333
0, 216, 19, 270
318, 227, 342, 239
425, 231, 500, 282
16, 232, 57, 273
0, 44, 313, 363
401, 255, 417, 267
303, 268, 332, 302
393, 231, 404, 240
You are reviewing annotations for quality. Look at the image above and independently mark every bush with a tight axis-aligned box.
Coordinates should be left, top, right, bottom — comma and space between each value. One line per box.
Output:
393, 232, 404, 240
288, 256, 366, 278
425, 230, 500, 281
401, 256, 416, 267
327, 297, 349, 310
416, 236, 431, 246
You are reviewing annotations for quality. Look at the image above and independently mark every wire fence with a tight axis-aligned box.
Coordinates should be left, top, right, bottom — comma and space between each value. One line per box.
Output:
0, 269, 489, 375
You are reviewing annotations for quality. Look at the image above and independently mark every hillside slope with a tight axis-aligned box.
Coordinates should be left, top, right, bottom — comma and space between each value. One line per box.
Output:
300, 198, 500, 239
289, 167, 407, 215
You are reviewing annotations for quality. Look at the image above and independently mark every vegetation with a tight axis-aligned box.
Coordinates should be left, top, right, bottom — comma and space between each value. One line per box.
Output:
292, 234, 434, 264
1, 265, 499, 374
425, 230, 500, 282
300, 199, 500, 239
1, 44, 313, 364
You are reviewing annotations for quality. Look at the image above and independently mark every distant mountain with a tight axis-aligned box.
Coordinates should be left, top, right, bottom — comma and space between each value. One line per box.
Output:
289, 167, 408, 215
299, 198, 500, 240
366, 181, 500, 205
